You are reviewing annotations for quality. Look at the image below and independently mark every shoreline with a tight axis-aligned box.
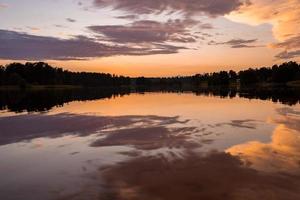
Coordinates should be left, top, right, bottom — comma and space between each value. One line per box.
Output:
1, 81, 300, 91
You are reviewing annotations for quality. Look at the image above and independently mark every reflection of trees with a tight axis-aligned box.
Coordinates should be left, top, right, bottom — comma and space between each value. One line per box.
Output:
0, 87, 299, 113
192, 87, 300, 106
0, 88, 130, 112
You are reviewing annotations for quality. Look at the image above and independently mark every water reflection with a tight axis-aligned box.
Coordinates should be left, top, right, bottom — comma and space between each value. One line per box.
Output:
0, 87, 130, 113
0, 86, 300, 113
88, 152, 300, 200
57, 107, 300, 200
0, 114, 199, 148
0, 91, 300, 200
227, 107, 300, 174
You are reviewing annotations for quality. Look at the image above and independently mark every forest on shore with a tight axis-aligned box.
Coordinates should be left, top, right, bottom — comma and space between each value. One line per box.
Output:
0, 61, 300, 88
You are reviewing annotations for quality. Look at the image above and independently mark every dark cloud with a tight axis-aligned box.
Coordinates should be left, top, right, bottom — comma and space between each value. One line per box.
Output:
54, 24, 67, 28
93, 0, 246, 17
230, 44, 259, 48
66, 18, 76, 23
218, 39, 257, 45
209, 38, 261, 48
196, 32, 213, 37
275, 50, 300, 59
115, 14, 139, 20
271, 34, 300, 59
0, 29, 185, 60
198, 23, 214, 29
271, 35, 300, 50
88, 19, 198, 44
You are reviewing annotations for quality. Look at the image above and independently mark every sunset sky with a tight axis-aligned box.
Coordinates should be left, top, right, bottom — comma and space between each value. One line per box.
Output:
0, 0, 300, 76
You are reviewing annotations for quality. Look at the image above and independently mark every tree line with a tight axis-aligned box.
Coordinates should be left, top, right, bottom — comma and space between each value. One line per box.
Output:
135, 61, 300, 86
0, 62, 131, 87
0, 61, 300, 87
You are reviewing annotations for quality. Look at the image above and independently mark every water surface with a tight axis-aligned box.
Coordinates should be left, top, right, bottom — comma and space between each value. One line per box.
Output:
1, 89, 300, 200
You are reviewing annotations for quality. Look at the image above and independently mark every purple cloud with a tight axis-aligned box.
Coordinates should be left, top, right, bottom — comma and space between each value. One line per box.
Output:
271, 34, 300, 50
66, 18, 76, 23
0, 29, 185, 60
271, 34, 300, 59
93, 0, 246, 16
88, 19, 199, 44
275, 50, 300, 60
115, 14, 139, 20
209, 38, 261, 48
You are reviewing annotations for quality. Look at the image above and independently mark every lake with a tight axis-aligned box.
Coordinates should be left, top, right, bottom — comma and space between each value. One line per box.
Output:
1, 88, 300, 200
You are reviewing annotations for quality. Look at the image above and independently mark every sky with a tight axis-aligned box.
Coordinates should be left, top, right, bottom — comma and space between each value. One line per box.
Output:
0, 0, 300, 77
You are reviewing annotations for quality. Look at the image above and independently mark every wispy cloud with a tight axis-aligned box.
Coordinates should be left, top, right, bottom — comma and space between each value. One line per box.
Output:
93, 0, 246, 17
270, 34, 300, 50
209, 38, 262, 48
88, 19, 199, 44
275, 50, 300, 60
115, 15, 139, 20
54, 24, 67, 28
270, 34, 300, 59
66, 18, 76, 23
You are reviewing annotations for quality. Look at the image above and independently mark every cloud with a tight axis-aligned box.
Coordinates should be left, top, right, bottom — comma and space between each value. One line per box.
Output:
0, 3, 8, 9
270, 34, 300, 59
88, 19, 198, 44
90, 0, 242, 49
93, 0, 246, 17
115, 14, 139, 20
198, 23, 214, 29
209, 38, 261, 48
227, 0, 300, 59
228, 0, 300, 41
54, 24, 67, 28
275, 50, 300, 60
0, 29, 185, 60
66, 18, 76, 23
230, 44, 259, 48
270, 34, 300, 50
223, 39, 257, 46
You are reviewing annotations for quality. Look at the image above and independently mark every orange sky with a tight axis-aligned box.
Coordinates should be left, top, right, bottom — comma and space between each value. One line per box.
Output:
0, 0, 300, 77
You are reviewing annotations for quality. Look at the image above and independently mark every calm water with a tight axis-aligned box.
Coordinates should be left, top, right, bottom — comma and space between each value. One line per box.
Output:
1, 88, 300, 200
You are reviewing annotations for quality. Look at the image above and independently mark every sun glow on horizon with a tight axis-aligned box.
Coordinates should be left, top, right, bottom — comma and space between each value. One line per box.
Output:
0, 0, 300, 76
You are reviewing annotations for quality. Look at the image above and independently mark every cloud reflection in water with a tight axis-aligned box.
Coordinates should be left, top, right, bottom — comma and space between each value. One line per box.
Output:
227, 107, 300, 174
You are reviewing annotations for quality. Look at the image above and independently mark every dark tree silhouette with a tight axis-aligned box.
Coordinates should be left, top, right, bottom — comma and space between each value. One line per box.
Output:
192, 61, 300, 86
0, 61, 299, 88
1, 62, 131, 87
